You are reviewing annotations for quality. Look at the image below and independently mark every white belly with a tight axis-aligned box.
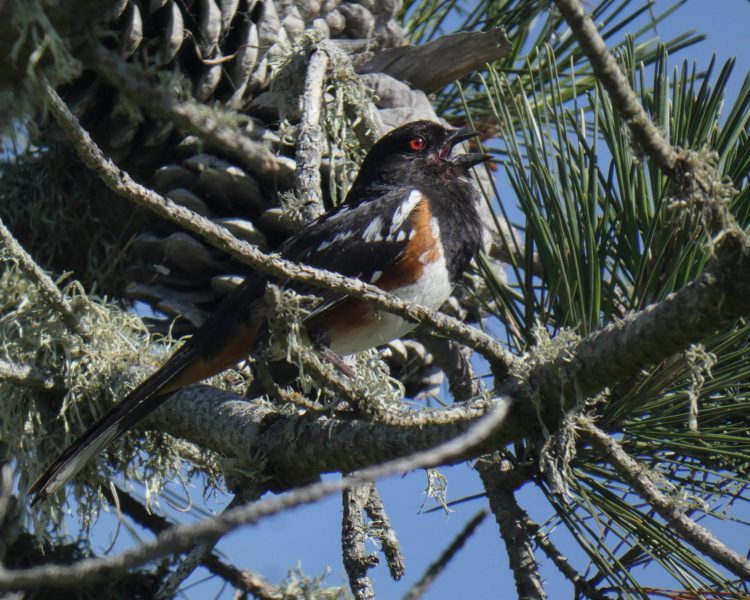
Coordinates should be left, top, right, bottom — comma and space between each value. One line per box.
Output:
329, 256, 453, 356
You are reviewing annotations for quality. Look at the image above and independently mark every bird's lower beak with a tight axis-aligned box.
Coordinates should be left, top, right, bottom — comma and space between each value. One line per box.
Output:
451, 152, 493, 168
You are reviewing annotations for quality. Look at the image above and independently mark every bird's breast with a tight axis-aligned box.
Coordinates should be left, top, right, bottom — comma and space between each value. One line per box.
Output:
319, 202, 453, 356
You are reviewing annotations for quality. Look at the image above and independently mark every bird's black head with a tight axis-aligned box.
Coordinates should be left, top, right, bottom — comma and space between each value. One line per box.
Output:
347, 121, 491, 199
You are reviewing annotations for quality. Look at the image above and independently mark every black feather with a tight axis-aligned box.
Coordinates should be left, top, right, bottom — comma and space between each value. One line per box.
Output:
29, 343, 198, 504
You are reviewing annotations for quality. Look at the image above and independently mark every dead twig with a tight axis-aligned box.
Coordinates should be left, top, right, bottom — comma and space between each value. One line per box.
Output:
403, 510, 488, 600
295, 45, 329, 221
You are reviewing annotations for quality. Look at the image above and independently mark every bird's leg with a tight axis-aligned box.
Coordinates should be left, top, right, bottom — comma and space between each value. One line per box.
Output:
316, 345, 357, 378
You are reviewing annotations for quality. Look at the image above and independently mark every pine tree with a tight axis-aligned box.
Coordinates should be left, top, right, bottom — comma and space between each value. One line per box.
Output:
1, 0, 749, 597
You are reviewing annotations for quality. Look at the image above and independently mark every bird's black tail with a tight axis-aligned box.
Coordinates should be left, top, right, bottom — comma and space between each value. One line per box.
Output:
28, 343, 198, 505
29, 274, 266, 505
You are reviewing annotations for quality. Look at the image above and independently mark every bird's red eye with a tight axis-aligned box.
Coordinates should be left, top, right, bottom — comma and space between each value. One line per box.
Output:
409, 136, 427, 152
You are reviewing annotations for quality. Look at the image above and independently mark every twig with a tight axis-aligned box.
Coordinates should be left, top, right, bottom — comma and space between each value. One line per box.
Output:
341, 482, 378, 600
523, 517, 608, 600
155, 541, 217, 599
155, 491, 264, 599
581, 422, 750, 581
295, 45, 329, 221
0, 399, 511, 589
363, 484, 405, 581
552, 0, 677, 175
0, 359, 64, 393
476, 458, 545, 600
99, 485, 283, 600
414, 329, 481, 402
0, 217, 82, 334
297, 345, 493, 426
402, 510, 488, 600
81, 44, 294, 184
41, 80, 516, 378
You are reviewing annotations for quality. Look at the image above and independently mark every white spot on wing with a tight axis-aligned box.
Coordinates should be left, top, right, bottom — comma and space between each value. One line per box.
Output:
316, 230, 355, 252
335, 230, 354, 241
396, 230, 406, 242
370, 270, 383, 283
363, 217, 384, 242
390, 190, 423, 234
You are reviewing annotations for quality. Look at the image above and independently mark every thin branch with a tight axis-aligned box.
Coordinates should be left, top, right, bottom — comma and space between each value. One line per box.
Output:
295, 45, 329, 221
155, 542, 219, 599
0, 217, 82, 334
552, 0, 677, 175
582, 422, 750, 581
81, 44, 294, 184
41, 80, 516, 376
523, 517, 608, 600
100, 486, 283, 600
294, 343, 489, 426
403, 510, 488, 600
0, 399, 511, 589
363, 484, 405, 581
0, 359, 64, 393
156, 488, 266, 599
509, 230, 750, 433
341, 482, 378, 600
414, 329, 481, 402
476, 458, 545, 600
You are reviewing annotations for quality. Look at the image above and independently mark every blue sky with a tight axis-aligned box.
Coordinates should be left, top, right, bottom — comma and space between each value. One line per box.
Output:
78, 2, 750, 598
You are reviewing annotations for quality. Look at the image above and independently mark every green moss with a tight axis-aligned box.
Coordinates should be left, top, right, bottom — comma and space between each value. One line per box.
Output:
0, 258, 245, 540
0, 145, 147, 297
270, 33, 380, 207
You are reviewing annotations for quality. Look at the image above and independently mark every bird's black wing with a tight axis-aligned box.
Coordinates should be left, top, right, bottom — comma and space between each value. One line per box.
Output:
278, 187, 427, 313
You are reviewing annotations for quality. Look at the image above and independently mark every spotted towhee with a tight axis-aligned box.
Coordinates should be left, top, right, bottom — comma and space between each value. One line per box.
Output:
30, 120, 490, 504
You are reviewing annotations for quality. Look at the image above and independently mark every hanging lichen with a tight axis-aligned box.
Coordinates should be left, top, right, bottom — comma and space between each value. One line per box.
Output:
0, 255, 246, 540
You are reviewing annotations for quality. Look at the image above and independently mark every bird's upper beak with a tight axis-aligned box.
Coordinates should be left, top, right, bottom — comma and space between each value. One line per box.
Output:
439, 128, 492, 168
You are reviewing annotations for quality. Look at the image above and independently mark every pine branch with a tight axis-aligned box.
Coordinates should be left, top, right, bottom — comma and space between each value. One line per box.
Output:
582, 422, 750, 581
553, 0, 677, 175
295, 44, 329, 221
0, 400, 511, 589
363, 483, 405, 581
341, 482, 378, 600
477, 457, 545, 600
0, 358, 63, 393
155, 496, 252, 600
403, 510, 488, 600
0, 217, 83, 334
100, 485, 283, 600
507, 230, 750, 433
523, 517, 608, 600
146, 385, 501, 490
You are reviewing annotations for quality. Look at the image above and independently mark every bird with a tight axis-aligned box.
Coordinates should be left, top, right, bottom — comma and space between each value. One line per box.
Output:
29, 120, 491, 504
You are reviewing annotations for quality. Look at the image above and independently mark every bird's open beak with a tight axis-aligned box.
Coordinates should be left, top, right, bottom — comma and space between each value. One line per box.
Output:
439, 128, 492, 168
